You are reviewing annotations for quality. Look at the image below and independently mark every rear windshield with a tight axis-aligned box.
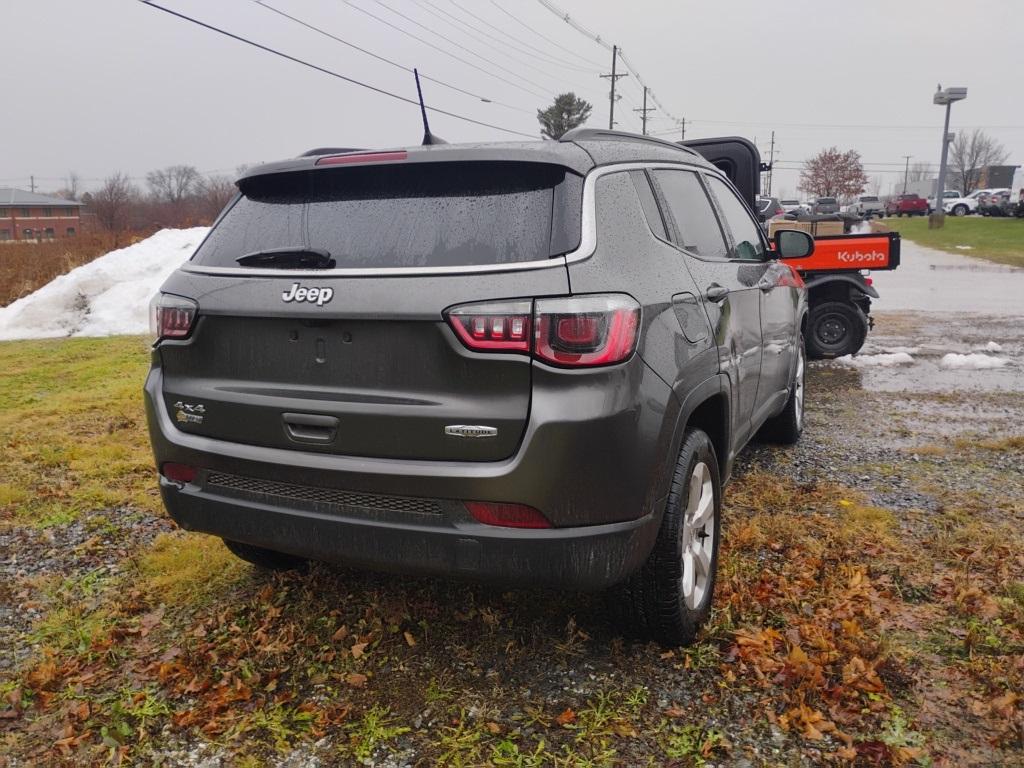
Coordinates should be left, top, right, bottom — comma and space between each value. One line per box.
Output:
860, 196, 878, 202
780, 199, 799, 205
193, 161, 582, 269
817, 197, 837, 204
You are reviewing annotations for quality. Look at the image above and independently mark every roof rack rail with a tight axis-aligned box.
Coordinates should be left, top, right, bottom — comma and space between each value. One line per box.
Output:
299, 147, 365, 158
558, 128, 698, 157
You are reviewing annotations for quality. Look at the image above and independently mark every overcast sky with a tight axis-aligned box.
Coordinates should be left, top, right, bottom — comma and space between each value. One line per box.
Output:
3, 0, 1022, 198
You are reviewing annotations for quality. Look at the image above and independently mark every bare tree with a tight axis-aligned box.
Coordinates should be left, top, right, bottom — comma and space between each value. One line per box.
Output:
907, 162, 932, 183
798, 147, 869, 198
146, 164, 201, 205
91, 172, 137, 245
869, 175, 883, 196
949, 129, 1009, 194
54, 172, 81, 200
195, 174, 237, 221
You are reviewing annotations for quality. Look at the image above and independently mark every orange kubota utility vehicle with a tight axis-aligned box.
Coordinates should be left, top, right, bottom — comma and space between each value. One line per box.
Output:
682, 137, 900, 358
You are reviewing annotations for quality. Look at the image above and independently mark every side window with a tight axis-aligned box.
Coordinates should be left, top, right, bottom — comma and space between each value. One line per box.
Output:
705, 176, 767, 261
626, 171, 667, 240
628, 170, 668, 241
650, 169, 729, 260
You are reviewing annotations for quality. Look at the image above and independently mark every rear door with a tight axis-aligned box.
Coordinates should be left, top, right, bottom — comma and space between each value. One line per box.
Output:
649, 168, 763, 447
156, 160, 582, 462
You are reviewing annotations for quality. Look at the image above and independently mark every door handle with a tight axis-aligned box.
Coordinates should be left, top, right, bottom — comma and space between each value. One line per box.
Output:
704, 284, 729, 303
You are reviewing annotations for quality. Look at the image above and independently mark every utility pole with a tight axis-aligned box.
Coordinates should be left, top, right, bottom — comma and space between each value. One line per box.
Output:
679, 117, 686, 141
600, 45, 626, 129
30, 176, 35, 193
901, 155, 912, 193
766, 131, 776, 196
633, 86, 655, 135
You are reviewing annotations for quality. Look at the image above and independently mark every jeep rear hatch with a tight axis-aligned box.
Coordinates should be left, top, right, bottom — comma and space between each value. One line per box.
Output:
156, 160, 583, 461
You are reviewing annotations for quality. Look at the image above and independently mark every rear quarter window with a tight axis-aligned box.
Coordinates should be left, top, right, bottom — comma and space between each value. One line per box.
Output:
193, 161, 582, 269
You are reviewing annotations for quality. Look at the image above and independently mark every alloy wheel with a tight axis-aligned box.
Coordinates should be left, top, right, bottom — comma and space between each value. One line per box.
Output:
680, 461, 716, 610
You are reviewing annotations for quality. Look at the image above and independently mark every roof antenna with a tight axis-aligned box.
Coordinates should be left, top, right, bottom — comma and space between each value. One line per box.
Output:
414, 68, 446, 145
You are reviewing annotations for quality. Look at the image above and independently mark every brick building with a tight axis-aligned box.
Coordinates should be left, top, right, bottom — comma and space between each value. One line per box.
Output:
0, 188, 83, 242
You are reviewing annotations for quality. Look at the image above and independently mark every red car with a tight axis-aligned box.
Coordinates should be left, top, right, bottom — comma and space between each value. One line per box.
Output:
885, 194, 929, 217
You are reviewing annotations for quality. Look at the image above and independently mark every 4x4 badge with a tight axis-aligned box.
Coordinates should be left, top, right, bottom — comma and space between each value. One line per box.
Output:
282, 283, 334, 306
174, 401, 205, 424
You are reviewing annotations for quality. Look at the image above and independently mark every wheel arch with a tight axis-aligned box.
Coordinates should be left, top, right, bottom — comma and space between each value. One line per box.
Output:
669, 375, 731, 485
805, 273, 880, 302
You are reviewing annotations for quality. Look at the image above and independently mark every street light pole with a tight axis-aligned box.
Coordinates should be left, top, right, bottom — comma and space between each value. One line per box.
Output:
931, 85, 967, 229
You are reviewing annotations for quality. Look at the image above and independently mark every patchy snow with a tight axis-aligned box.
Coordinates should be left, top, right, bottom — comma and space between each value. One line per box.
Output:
954, 245, 974, 250
834, 352, 915, 367
939, 353, 1009, 370
850, 221, 873, 235
982, 341, 1004, 353
0, 228, 208, 341
884, 346, 921, 355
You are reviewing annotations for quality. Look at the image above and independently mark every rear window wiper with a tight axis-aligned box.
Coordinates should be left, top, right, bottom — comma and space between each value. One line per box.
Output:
236, 247, 335, 269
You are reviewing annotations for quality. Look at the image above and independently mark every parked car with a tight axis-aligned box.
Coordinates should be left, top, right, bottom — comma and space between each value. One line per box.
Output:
943, 188, 992, 216
811, 196, 839, 214
779, 198, 803, 214
848, 195, 884, 218
756, 196, 785, 221
144, 130, 813, 645
886, 193, 929, 217
977, 188, 1011, 216
927, 189, 961, 213
980, 189, 1012, 216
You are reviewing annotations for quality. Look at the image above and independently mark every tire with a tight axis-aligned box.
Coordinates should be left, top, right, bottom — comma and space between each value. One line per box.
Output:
952, 204, 968, 217
607, 429, 722, 646
897, 211, 904, 217
759, 336, 806, 444
223, 539, 307, 571
806, 300, 868, 359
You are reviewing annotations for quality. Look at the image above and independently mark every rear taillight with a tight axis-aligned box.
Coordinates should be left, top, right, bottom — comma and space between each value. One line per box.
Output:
446, 300, 532, 352
445, 294, 640, 368
150, 293, 198, 343
161, 462, 197, 484
465, 501, 551, 529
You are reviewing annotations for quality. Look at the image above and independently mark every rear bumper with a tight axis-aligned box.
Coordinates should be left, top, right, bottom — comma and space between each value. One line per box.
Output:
144, 360, 674, 589
159, 475, 658, 589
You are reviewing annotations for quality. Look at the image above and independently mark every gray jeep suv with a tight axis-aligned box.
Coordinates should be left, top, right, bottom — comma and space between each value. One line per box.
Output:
145, 129, 811, 644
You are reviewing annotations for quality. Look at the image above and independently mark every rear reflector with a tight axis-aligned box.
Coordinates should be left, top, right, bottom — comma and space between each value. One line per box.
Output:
162, 462, 198, 484
465, 501, 551, 529
316, 151, 408, 166
445, 294, 640, 367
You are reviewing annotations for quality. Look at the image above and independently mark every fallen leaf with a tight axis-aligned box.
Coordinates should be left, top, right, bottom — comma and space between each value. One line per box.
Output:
346, 673, 368, 688
331, 625, 349, 642
485, 721, 502, 735
403, 631, 417, 647
555, 708, 576, 726
350, 642, 368, 659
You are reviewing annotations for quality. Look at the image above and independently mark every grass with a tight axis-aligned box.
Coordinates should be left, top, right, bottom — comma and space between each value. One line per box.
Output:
1, 336, 1023, 765
0, 335, 157, 526
883, 215, 1024, 268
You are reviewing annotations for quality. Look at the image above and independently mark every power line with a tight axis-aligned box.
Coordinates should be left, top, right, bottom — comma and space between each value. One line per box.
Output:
534, 0, 682, 123
252, 0, 533, 115
138, 1, 537, 139
408, 0, 604, 101
440, 0, 602, 73
340, 1, 546, 101
351, 0, 556, 99
489, 1, 605, 68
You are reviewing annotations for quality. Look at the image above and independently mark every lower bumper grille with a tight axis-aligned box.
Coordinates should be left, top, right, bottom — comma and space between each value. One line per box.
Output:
204, 471, 444, 518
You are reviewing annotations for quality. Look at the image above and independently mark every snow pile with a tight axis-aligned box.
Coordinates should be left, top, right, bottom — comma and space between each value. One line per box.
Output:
0, 228, 208, 341
834, 352, 915, 367
939, 353, 1009, 370
982, 341, 1003, 353
954, 245, 974, 250
885, 346, 920, 355
850, 221, 873, 235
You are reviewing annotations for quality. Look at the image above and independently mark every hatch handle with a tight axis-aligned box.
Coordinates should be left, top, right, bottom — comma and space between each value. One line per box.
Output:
282, 413, 338, 444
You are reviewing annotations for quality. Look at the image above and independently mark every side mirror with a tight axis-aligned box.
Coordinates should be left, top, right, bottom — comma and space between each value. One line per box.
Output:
774, 229, 814, 259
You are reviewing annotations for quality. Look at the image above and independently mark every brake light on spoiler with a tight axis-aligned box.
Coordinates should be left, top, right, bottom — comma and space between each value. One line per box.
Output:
446, 294, 640, 368
315, 150, 408, 166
